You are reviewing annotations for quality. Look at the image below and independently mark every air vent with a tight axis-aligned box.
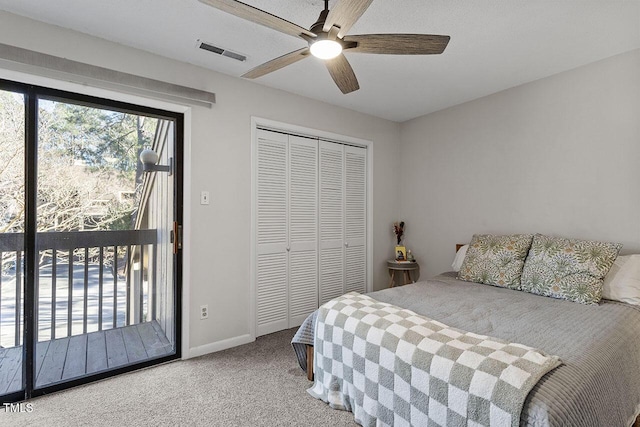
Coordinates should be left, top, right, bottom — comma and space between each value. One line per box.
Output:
197, 40, 246, 62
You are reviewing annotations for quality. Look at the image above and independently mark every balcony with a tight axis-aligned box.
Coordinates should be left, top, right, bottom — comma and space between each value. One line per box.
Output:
0, 229, 174, 393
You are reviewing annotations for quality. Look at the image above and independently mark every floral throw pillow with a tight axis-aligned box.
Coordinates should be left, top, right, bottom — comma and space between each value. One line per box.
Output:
457, 234, 534, 289
520, 235, 622, 305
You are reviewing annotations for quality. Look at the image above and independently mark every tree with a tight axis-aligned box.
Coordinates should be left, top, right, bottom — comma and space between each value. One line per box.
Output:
0, 91, 25, 235
35, 99, 158, 232
0, 90, 161, 268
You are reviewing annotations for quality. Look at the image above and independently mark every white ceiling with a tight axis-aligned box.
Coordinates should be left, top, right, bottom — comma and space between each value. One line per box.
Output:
0, 0, 638, 122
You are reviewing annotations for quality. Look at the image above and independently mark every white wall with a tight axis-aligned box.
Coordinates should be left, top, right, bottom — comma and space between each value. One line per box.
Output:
0, 12, 401, 355
400, 49, 640, 279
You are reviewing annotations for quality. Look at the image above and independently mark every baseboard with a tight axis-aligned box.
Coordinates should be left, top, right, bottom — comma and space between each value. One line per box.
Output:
186, 333, 254, 359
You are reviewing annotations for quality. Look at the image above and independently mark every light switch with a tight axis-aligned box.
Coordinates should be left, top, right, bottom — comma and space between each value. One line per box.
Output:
200, 191, 210, 205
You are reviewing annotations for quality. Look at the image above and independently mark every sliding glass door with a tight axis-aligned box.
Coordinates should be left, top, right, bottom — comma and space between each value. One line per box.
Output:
0, 80, 182, 403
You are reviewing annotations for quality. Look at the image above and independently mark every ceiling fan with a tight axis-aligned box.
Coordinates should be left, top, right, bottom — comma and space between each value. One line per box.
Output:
198, 0, 450, 94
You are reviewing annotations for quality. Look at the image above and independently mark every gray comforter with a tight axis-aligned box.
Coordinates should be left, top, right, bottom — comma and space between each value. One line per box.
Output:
292, 273, 640, 426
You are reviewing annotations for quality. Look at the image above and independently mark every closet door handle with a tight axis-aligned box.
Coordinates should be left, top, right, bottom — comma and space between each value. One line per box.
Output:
344, 242, 349, 247
286, 247, 290, 252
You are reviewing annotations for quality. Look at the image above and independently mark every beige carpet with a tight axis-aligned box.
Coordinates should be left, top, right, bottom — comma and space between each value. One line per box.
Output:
1, 328, 357, 426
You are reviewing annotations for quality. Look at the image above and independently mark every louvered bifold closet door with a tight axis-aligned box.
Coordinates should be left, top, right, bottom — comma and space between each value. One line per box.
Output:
319, 141, 345, 305
288, 136, 318, 327
344, 145, 367, 294
256, 130, 289, 336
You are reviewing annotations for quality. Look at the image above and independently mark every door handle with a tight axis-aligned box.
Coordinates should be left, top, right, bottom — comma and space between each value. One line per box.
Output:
173, 221, 182, 254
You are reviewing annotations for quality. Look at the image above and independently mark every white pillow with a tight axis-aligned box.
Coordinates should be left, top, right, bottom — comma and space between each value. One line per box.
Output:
602, 254, 640, 305
451, 244, 469, 272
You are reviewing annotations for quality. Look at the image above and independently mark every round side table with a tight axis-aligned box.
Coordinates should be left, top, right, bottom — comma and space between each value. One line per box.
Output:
387, 260, 419, 287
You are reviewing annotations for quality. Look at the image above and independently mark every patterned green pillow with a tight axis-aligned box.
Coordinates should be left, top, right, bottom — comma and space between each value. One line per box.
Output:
457, 234, 534, 289
520, 235, 622, 305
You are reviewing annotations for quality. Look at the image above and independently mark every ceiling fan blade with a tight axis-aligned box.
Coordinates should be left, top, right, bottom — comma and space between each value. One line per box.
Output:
343, 34, 450, 55
242, 47, 310, 79
325, 53, 360, 94
198, 0, 315, 39
322, 0, 373, 39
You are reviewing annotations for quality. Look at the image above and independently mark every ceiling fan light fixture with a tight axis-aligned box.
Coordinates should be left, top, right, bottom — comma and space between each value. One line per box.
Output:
310, 39, 342, 60
200, 0, 449, 95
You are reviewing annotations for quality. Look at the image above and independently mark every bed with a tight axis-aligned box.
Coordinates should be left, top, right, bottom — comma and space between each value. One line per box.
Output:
293, 236, 640, 426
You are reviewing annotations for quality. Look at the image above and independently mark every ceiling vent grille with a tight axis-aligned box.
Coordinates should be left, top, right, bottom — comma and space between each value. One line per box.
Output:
197, 40, 246, 62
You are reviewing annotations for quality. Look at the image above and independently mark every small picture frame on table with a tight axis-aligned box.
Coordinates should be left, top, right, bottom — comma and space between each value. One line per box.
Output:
395, 246, 407, 261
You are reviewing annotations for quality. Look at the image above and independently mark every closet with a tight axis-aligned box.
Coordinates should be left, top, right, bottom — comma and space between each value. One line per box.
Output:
254, 128, 367, 337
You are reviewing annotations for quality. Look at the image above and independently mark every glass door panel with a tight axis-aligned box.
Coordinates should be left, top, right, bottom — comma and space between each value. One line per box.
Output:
0, 89, 25, 398
34, 98, 177, 389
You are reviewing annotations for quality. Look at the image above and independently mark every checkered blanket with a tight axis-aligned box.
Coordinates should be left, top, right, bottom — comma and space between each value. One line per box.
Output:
307, 293, 561, 427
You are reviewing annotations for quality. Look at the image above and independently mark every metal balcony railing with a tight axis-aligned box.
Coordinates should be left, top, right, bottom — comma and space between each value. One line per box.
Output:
0, 230, 157, 348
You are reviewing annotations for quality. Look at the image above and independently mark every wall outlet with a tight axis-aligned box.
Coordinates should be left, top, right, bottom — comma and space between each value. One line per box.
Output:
200, 304, 209, 320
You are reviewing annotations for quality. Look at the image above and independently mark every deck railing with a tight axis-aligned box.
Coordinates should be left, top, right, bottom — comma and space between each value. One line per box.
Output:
0, 229, 157, 347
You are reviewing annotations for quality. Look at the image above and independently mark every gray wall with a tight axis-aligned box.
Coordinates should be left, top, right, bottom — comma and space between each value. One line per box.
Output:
399, 49, 640, 279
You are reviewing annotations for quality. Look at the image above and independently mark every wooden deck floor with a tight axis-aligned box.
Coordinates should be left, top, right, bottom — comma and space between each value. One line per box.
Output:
0, 320, 172, 394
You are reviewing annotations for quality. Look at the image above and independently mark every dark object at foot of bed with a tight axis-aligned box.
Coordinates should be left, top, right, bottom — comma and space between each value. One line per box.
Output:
306, 345, 314, 381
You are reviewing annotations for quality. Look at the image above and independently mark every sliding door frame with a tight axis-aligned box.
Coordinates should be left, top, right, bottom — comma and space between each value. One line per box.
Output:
0, 78, 183, 403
